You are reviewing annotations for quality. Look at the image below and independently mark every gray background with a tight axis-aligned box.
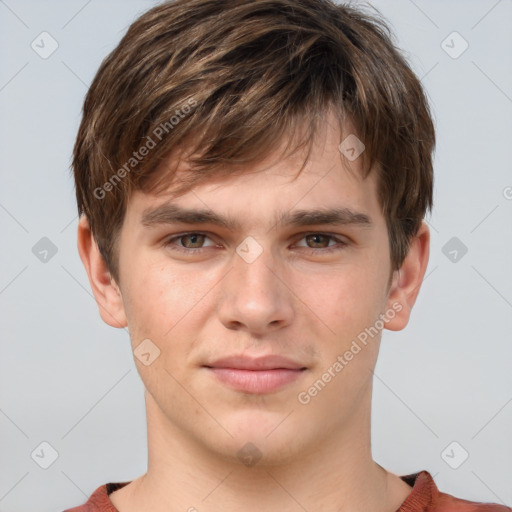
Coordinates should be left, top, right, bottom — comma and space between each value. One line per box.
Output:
0, 1, 511, 511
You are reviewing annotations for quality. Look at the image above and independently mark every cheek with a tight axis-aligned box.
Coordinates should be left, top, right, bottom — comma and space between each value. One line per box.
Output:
314, 261, 385, 330
123, 261, 208, 340
302, 266, 385, 401
122, 266, 207, 399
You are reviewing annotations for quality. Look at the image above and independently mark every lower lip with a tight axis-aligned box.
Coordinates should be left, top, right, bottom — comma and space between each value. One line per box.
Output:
206, 367, 305, 394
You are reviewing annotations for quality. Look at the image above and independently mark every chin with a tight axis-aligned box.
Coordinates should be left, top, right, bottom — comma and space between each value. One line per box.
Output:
208, 412, 309, 467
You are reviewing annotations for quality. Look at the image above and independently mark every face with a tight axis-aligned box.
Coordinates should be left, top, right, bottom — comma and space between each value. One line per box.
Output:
91, 117, 421, 466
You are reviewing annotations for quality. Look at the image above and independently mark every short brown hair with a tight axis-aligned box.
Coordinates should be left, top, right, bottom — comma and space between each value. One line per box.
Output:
73, 0, 435, 282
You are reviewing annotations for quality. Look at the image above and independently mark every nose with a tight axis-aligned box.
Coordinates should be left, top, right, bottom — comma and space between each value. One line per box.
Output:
216, 243, 295, 335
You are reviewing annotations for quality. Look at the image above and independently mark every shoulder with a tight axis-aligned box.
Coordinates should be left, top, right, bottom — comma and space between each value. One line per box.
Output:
437, 490, 512, 511
399, 470, 511, 512
62, 482, 129, 512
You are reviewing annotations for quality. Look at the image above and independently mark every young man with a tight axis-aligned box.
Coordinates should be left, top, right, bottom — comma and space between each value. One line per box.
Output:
65, 0, 509, 511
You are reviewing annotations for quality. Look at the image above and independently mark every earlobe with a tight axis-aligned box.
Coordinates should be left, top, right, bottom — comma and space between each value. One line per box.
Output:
77, 215, 128, 329
384, 221, 430, 332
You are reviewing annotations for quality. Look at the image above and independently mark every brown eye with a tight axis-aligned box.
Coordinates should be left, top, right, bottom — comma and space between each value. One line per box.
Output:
294, 233, 347, 254
178, 233, 207, 248
304, 234, 332, 249
165, 232, 217, 252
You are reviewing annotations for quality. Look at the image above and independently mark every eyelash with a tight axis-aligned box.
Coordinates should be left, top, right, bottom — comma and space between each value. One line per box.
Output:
164, 232, 348, 255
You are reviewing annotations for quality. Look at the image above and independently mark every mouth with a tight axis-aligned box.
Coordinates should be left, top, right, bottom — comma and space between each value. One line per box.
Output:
203, 355, 307, 394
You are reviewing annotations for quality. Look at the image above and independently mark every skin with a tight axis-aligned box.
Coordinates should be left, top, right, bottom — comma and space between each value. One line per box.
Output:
78, 114, 430, 512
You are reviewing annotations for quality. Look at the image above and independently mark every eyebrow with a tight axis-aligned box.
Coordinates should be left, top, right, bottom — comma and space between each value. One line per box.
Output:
141, 203, 373, 230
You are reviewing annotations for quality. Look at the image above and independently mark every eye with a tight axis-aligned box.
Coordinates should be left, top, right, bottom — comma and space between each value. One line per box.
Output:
163, 231, 348, 256
298, 234, 335, 249
294, 233, 347, 253
165, 232, 217, 251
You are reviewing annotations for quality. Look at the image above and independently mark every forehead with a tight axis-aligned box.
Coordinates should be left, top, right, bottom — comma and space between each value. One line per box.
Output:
142, 109, 368, 189
125, 111, 383, 229
126, 157, 382, 240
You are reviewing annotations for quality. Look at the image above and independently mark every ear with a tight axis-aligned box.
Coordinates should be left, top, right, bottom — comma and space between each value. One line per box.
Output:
384, 221, 430, 331
77, 215, 127, 328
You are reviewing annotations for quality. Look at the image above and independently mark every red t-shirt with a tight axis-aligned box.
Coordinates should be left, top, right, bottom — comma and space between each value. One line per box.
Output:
63, 470, 511, 511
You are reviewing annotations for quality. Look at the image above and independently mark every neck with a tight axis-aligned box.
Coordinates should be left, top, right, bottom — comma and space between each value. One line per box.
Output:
111, 383, 410, 512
